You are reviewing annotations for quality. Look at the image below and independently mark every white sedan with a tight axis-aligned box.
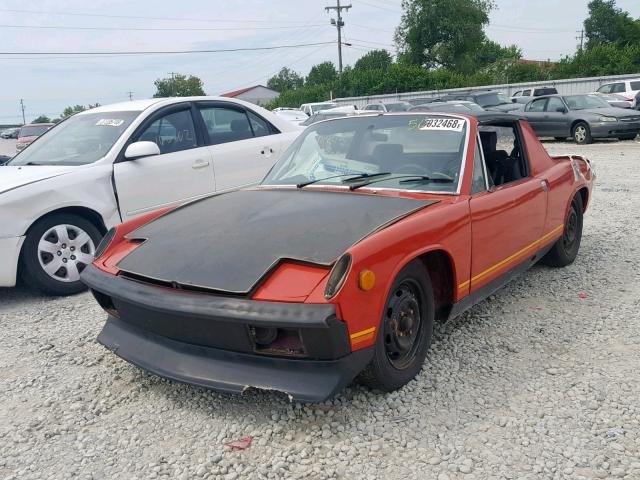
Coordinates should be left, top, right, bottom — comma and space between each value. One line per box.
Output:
0, 96, 300, 295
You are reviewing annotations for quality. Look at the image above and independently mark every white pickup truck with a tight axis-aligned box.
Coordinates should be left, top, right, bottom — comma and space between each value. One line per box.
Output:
0, 97, 300, 295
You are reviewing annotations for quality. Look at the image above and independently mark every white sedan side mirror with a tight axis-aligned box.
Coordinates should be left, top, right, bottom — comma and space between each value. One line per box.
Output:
124, 141, 160, 160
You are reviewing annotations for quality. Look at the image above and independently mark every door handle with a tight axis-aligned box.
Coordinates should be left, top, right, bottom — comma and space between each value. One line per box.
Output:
192, 159, 210, 169
540, 179, 548, 192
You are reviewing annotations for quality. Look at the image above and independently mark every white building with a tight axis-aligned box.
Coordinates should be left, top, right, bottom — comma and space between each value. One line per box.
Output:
220, 85, 280, 106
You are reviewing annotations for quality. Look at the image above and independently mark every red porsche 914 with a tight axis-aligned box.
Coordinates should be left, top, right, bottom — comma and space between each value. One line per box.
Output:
82, 112, 594, 402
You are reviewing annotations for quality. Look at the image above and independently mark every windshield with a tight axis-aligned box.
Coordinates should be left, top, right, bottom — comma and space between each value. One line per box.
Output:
263, 114, 467, 193
10, 111, 139, 166
564, 95, 610, 110
19, 125, 51, 137
310, 103, 338, 114
300, 113, 346, 126
476, 92, 511, 107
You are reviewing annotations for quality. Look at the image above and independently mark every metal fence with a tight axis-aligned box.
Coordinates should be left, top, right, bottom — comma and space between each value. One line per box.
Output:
332, 72, 640, 108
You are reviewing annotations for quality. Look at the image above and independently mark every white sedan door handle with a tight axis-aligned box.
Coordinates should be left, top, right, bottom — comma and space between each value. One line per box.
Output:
192, 159, 210, 169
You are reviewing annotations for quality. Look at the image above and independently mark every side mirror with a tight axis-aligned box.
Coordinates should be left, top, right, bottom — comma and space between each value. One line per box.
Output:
556, 106, 568, 113
512, 98, 517, 103
124, 141, 160, 160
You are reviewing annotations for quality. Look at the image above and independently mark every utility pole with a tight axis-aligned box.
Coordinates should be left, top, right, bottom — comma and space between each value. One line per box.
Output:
126, 91, 134, 101
325, 0, 351, 73
19, 99, 26, 125
576, 29, 584, 52
168, 72, 179, 96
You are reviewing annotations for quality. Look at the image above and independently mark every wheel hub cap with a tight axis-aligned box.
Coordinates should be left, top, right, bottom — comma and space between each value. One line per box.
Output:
37, 224, 95, 283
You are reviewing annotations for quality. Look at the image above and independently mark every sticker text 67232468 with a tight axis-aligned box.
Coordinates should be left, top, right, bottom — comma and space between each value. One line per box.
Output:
409, 118, 465, 132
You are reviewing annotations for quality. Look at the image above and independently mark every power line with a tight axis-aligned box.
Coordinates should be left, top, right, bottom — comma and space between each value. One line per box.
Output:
0, 8, 315, 25
0, 41, 336, 57
325, 0, 352, 73
0, 23, 327, 32
353, 0, 401, 13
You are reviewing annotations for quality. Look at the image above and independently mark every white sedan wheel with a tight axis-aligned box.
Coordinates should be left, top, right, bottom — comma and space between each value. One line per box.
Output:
37, 224, 96, 283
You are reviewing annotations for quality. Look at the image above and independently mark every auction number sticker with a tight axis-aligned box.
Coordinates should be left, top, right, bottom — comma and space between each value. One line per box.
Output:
96, 119, 125, 127
409, 118, 465, 132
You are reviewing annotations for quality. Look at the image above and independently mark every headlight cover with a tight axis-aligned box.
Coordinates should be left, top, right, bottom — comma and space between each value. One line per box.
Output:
324, 253, 352, 299
598, 115, 617, 122
94, 227, 116, 259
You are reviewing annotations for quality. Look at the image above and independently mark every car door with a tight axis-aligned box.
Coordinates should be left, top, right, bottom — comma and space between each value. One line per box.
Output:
195, 101, 282, 192
113, 103, 215, 221
468, 123, 547, 293
544, 97, 571, 137
523, 98, 548, 134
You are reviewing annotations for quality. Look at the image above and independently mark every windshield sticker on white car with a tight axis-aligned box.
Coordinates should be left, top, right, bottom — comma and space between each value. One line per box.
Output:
409, 118, 464, 132
96, 119, 125, 127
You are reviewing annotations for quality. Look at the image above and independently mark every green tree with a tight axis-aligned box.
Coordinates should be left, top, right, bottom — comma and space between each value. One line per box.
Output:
584, 0, 640, 48
354, 49, 393, 72
32, 115, 51, 124
267, 67, 304, 92
476, 41, 521, 67
153, 74, 205, 97
306, 61, 338, 86
60, 103, 100, 119
395, 0, 495, 72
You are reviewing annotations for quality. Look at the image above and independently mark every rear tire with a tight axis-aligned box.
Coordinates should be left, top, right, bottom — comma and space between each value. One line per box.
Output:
572, 122, 592, 145
20, 213, 102, 296
359, 261, 435, 392
542, 194, 583, 267
617, 133, 637, 141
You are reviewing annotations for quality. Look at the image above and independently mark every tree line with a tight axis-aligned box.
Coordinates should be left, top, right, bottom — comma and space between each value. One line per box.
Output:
265, 0, 640, 109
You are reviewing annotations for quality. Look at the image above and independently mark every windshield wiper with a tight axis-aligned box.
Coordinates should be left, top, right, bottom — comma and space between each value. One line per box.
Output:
349, 175, 454, 191
296, 171, 391, 188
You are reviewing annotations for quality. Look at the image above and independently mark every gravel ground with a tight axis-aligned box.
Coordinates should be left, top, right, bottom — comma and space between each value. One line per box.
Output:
1, 139, 639, 480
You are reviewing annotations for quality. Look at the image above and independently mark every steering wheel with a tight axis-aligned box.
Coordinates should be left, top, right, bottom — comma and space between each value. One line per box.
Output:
395, 164, 430, 175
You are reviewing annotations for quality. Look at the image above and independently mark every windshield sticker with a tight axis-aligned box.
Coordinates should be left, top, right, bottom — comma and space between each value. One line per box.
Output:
409, 118, 464, 132
96, 119, 125, 127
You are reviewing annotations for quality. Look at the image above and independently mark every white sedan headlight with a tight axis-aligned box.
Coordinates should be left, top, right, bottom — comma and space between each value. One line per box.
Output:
598, 115, 617, 122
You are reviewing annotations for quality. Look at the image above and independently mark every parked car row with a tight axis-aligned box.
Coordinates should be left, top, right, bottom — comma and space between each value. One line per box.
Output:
1, 127, 20, 139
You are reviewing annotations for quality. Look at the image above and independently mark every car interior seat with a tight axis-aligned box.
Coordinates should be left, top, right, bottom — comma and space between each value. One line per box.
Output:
370, 143, 404, 172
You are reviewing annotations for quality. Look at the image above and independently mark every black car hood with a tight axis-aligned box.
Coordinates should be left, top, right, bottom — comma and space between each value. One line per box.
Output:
117, 188, 437, 294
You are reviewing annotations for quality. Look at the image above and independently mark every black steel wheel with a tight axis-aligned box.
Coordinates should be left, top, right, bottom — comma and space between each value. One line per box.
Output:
383, 280, 423, 370
541, 194, 583, 268
359, 261, 434, 392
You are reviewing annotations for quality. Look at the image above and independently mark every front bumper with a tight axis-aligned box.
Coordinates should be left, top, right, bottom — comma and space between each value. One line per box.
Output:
81, 265, 371, 402
589, 121, 640, 138
0, 236, 25, 287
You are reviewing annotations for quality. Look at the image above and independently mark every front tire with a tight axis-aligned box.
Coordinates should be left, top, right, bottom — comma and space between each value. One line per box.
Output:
21, 213, 102, 296
542, 194, 583, 267
359, 261, 435, 392
572, 122, 592, 145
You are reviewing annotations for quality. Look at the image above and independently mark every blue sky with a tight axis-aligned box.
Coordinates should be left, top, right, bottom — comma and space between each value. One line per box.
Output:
1, 0, 639, 124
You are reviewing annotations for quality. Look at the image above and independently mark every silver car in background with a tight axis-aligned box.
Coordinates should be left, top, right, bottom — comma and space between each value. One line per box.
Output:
521, 94, 640, 144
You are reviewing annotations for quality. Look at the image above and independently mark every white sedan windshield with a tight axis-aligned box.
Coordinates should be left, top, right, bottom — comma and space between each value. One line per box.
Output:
10, 111, 139, 166
263, 115, 468, 193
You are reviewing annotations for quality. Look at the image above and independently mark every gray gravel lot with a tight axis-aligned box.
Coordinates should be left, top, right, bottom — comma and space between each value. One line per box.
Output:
1, 139, 640, 480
